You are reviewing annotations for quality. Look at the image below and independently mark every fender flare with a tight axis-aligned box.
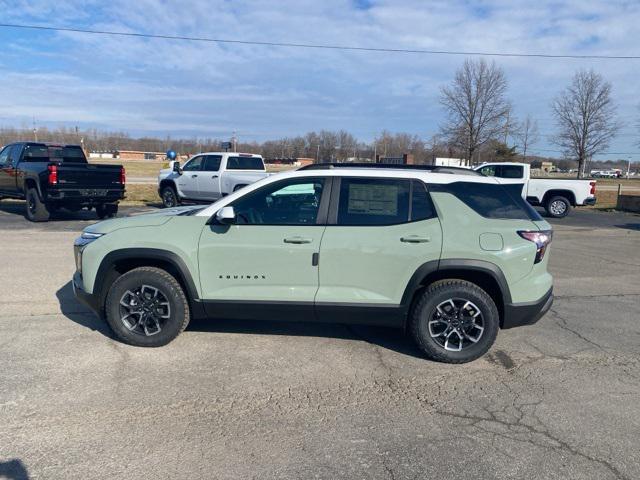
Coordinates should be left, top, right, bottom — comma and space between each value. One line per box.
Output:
93, 248, 202, 316
23, 175, 44, 200
400, 259, 512, 311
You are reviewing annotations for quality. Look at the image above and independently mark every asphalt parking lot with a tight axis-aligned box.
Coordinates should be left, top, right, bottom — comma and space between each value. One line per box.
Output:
0, 201, 639, 480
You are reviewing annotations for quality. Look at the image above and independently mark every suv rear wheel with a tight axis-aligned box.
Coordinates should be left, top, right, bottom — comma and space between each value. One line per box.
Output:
105, 267, 190, 347
410, 280, 499, 363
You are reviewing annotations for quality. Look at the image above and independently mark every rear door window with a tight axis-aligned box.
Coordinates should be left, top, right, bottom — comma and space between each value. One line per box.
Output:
336, 178, 410, 226
479, 164, 524, 179
226, 156, 264, 170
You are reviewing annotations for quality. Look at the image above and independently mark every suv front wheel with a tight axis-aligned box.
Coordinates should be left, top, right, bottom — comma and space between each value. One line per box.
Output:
105, 267, 190, 347
410, 280, 499, 363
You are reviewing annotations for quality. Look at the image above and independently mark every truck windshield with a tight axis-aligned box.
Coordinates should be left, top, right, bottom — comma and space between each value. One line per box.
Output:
23, 145, 87, 163
226, 156, 264, 170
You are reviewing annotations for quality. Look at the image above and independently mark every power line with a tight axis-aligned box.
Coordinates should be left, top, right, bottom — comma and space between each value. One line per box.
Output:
1, 23, 640, 60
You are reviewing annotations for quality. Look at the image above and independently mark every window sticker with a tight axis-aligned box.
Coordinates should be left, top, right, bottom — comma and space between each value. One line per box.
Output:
348, 183, 398, 216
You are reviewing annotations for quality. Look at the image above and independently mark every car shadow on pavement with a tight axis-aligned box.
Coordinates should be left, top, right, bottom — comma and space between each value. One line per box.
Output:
55, 281, 423, 359
188, 317, 426, 359
0, 201, 100, 221
0, 459, 30, 480
55, 281, 114, 338
615, 223, 640, 231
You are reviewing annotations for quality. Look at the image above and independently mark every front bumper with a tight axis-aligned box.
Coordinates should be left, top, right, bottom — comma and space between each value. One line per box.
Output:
502, 287, 553, 329
72, 271, 101, 315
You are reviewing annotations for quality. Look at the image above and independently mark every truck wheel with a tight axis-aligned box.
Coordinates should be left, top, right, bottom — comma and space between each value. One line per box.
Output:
233, 184, 247, 192
105, 267, 190, 347
25, 188, 50, 222
161, 185, 179, 208
96, 203, 118, 219
409, 280, 499, 363
545, 196, 570, 218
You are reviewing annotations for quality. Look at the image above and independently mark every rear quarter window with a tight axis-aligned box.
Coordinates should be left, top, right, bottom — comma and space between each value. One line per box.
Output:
431, 181, 542, 221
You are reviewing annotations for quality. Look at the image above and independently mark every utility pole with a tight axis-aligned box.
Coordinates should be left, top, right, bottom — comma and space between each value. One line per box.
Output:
627, 156, 632, 179
232, 131, 237, 152
316, 144, 320, 163
32, 117, 37, 141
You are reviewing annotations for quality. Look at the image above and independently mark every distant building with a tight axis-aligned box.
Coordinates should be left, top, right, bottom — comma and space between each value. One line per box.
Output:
264, 157, 315, 167
434, 157, 465, 167
88, 151, 116, 159
376, 153, 415, 165
116, 150, 167, 161
541, 161, 554, 173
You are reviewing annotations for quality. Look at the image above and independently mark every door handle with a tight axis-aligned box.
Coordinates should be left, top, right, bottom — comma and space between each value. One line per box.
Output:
284, 236, 313, 244
400, 235, 431, 243
211, 175, 218, 179
191, 174, 198, 178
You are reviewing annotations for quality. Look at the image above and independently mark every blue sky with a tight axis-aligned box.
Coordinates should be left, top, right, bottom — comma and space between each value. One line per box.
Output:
0, 0, 639, 159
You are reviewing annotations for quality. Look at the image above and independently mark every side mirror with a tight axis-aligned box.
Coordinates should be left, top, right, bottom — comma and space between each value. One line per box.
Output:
171, 160, 181, 174
215, 206, 236, 225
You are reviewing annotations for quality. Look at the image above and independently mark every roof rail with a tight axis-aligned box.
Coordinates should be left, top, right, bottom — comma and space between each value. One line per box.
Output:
298, 162, 480, 175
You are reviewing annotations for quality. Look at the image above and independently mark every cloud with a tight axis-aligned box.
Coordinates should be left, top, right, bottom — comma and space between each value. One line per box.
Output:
0, 0, 639, 157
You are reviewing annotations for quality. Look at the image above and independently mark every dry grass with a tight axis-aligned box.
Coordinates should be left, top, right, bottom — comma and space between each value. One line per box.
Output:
122, 184, 161, 205
90, 159, 167, 178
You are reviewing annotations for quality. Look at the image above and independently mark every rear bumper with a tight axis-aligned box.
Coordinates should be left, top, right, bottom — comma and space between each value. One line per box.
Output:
72, 271, 101, 315
47, 187, 125, 204
502, 287, 553, 329
583, 197, 596, 206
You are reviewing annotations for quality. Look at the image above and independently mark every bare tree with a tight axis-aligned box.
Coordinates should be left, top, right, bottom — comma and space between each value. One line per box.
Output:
440, 58, 511, 165
552, 69, 619, 178
514, 114, 540, 161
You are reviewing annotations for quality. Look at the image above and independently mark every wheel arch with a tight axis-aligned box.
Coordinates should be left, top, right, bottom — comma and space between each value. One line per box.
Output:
542, 189, 576, 206
24, 177, 43, 199
401, 259, 511, 328
93, 248, 204, 319
159, 179, 178, 193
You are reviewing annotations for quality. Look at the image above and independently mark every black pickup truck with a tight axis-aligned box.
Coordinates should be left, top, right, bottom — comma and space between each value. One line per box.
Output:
0, 142, 125, 222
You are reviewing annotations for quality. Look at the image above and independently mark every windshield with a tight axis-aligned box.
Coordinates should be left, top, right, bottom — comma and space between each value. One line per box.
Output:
23, 144, 87, 163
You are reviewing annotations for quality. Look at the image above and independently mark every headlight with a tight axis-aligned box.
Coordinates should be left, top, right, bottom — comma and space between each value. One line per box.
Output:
74, 232, 105, 273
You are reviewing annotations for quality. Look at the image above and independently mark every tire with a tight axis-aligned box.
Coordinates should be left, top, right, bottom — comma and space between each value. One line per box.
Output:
233, 184, 247, 192
105, 267, 190, 347
24, 187, 50, 222
161, 185, 179, 208
544, 196, 571, 218
409, 280, 499, 363
96, 203, 118, 219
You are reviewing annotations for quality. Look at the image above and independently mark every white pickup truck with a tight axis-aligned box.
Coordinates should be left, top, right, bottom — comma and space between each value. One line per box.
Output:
158, 152, 269, 208
474, 162, 597, 218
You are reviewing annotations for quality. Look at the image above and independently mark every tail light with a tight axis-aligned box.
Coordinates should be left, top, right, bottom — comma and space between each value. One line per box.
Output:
589, 181, 596, 195
120, 166, 126, 184
47, 165, 58, 185
518, 230, 553, 264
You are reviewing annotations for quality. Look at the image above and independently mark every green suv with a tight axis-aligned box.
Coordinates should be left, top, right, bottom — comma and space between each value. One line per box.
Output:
73, 164, 553, 363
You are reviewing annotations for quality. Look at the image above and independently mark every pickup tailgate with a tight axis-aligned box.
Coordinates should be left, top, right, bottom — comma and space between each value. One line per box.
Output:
57, 163, 122, 187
